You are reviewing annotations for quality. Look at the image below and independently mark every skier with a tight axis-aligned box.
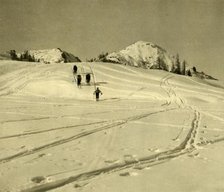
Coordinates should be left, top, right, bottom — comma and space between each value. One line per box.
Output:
73, 65, 77, 74
77, 75, 82, 87
86, 73, 91, 84
93, 87, 102, 101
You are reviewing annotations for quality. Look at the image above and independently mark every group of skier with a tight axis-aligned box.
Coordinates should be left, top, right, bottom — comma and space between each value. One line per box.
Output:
73, 65, 102, 101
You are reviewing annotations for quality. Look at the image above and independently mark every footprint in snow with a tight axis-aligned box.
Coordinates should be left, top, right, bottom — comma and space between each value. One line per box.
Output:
74, 182, 88, 188
123, 154, 138, 163
104, 159, 119, 164
119, 172, 139, 177
119, 172, 130, 177
31, 176, 46, 183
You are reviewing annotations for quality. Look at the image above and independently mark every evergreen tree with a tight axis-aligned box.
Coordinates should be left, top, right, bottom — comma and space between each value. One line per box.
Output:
9, 50, 17, 60
157, 57, 161, 69
171, 62, 175, 73
175, 53, 181, 74
24, 50, 29, 60
193, 66, 197, 72
187, 70, 192, 76
182, 60, 186, 75
28, 54, 35, 62
98, 52, 108, 62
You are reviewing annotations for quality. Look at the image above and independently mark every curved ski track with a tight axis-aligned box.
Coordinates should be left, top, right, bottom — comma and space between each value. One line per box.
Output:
20, 74, 205, 192
0, 108, 176, 164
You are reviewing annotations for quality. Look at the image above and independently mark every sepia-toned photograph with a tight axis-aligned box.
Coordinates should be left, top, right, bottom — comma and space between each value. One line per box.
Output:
0, 0, 224, 191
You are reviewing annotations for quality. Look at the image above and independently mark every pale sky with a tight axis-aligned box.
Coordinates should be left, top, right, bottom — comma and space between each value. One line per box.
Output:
0, 0, 223, 80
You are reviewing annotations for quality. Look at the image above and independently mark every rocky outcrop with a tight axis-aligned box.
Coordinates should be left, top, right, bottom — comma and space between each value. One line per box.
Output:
61, 50, 81, 63
0, 52, 12, 60
15, 48, 81, 64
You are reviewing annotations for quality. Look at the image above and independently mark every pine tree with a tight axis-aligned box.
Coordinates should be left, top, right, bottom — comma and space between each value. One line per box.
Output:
175, 53, 181, 74
24, 50, 29, 60
171, 62, 175, 72
28, 54, 35, 62
193, 66, 197, 72
9, 50, 17, 60
98, 52, 108, 62
187, 70, 192, 76
157, 57, 161, 69
182, 60, 186, 75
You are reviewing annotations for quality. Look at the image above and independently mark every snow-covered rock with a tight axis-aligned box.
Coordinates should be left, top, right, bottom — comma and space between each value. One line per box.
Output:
0, 52, 11, 60
17, 48, 81, 64
105, 41, 174, 71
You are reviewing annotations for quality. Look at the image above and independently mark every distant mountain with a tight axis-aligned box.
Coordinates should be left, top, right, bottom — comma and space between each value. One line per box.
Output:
98, 41, 217, 80
8, 48, 81, 64
105, 41, 174, 71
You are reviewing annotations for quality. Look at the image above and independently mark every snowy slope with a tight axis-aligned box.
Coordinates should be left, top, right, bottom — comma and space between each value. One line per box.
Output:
0, 60, 224, 192
106, 41, 174, 71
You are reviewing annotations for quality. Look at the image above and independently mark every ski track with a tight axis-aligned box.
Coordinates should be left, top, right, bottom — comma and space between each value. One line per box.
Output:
0, 64, 70, 97
94, 69, 159, 89
0, 107, 177, 164
187, 76, 224, 95
0, 120, 107, 140
85, 121, 120, 172
199, 110, 224, 123
0, 66, 52, 97
19, 74, 207, 192
0, 116, 52, 124
1, 65, 221, 191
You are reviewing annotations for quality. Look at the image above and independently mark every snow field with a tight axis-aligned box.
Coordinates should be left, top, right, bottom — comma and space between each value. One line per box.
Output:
0, 61, 223, 192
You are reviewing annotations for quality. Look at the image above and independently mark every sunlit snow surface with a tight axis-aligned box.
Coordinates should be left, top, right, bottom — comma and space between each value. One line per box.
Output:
0, 61, 224, 192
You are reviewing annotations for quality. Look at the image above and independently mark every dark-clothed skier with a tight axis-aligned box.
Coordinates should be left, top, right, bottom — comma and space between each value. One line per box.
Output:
93, 87, 102, 101
73, 65, 77, 74
77, 75, 82, 87
86, 73, 91, 84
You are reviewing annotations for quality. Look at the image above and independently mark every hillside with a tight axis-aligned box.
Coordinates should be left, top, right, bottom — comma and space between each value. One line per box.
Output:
6, 48, 81, 64
0, 60, 223, 192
